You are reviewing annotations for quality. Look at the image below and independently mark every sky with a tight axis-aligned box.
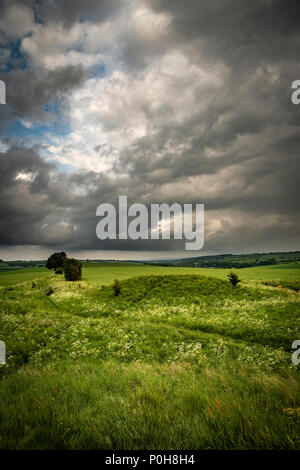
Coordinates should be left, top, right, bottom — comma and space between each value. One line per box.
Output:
0, 0, 299, 260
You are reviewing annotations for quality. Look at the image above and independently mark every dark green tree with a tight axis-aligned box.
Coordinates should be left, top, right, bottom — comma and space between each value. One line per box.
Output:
46, 252, 67, 272
63, 258, 82, 281
228, 271, 241, 287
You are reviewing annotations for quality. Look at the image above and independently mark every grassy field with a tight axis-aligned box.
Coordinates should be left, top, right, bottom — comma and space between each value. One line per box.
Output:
0, 263, 300, 449
0, 267, 49, 286
0, 262, 299, 287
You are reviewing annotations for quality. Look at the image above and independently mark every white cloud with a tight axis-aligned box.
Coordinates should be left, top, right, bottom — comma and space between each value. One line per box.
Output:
45, 49, 226, 172
15, 171, 37, 182
21, 22, 90, 69
0, 141, 9, 152
130, 6, 171, 39
20, 4, 172, 72
20, 119, 34, 129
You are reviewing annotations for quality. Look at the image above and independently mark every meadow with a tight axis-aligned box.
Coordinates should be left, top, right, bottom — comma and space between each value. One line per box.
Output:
0, 262, 300, 449
0, 267, 49, 286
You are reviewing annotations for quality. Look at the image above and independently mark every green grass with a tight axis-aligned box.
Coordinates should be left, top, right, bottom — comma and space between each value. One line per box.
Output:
0, 267, 49, 286
83, 261, 300, 284
0, 263, 300, 449
0, 262, 299, 287
1, 359, 299, 450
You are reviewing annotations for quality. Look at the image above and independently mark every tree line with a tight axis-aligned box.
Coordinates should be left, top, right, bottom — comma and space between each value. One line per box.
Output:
46, 252, 82, 281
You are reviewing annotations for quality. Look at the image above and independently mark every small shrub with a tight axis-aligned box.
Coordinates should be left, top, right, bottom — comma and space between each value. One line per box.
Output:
113, 279, 121, 296
45, 287, 54, 296
55, 267, 63, 274
228, 271, 241, 287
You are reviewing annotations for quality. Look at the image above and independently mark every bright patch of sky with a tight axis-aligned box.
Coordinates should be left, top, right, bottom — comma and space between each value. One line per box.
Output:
1, 2, 176, 174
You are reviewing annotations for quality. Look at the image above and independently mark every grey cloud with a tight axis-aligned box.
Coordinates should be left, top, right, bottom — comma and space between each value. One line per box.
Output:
146, 0, 300, 65
0, 140, 298, 253
0, 64, 85, 124
36, 0, 124, 28
0, 0, 299, 254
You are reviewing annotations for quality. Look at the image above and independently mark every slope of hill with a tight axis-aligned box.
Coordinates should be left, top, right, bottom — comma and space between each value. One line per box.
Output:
143, 251, 300, 268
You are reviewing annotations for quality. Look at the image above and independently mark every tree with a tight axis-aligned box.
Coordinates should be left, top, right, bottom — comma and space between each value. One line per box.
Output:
46, 252, 67, 272
63, 258, 82, 281
228, 271, 241, 287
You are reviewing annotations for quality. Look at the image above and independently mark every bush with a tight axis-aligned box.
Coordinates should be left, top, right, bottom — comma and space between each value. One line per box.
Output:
228, 271, 241, 287
55, 267, 63, 274
63, 258, 82, 282
113, 279, 121, 296
45, 287, 54, 296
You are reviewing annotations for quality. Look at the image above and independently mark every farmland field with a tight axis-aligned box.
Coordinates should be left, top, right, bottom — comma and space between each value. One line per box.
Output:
1, 262, 300, 287
0, 263, 300, 449
83, 262, 300, 283
0, 267, 49, 286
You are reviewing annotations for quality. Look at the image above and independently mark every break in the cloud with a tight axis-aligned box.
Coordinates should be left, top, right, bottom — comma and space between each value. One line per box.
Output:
0, 0, 299, 258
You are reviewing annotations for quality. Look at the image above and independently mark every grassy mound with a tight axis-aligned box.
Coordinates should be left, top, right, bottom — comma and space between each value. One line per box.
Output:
92, 274, 247, 305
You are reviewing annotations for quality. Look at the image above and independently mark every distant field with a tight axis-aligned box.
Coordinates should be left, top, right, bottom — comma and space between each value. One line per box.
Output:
0, 267, 50, 286
0, 262, 300, 286
83, 261, 300, 284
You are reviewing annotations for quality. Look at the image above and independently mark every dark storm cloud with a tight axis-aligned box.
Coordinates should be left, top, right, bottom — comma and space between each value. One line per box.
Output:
36, 0, 123, 28
0, 145, 130, 248
112, 0, 300, 249
0, 138, 297, 253
0, 145, 97, 247
0, 65, 85, 124
0, 145, 54, 245
0, 0, 299, 254
146, 0, 300, 63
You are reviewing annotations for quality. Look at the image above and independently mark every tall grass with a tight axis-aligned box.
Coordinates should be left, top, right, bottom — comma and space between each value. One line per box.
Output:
0, 360, 299, 450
